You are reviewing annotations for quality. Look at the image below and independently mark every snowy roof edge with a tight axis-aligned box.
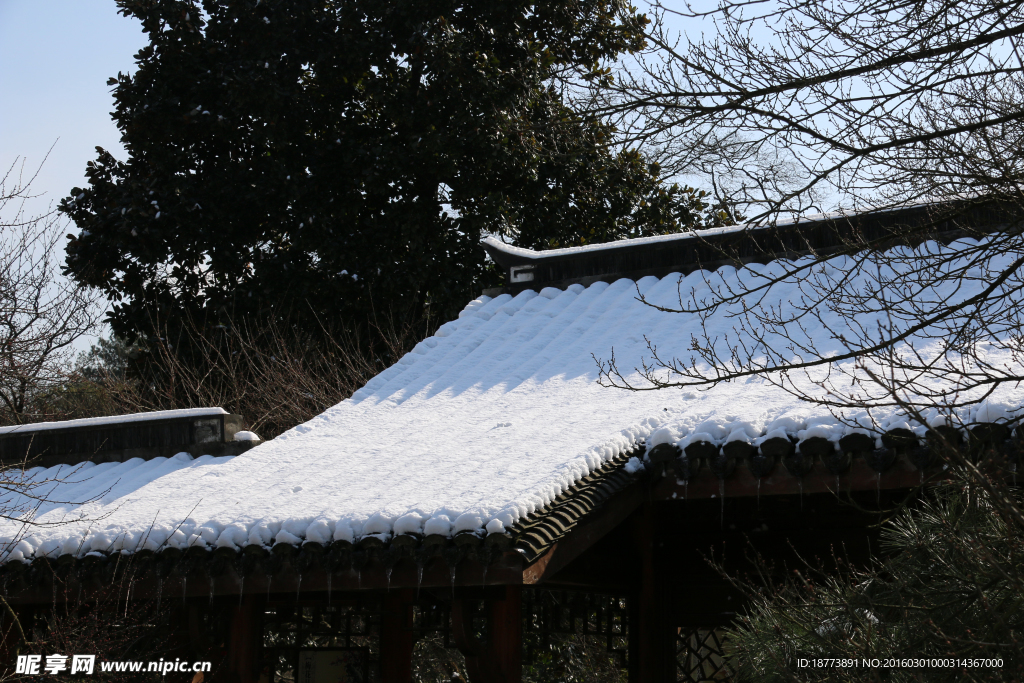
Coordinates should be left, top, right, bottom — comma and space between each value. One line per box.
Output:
481, 205, 885, 262
0, 408, 229, 435
481, 200, 998, 294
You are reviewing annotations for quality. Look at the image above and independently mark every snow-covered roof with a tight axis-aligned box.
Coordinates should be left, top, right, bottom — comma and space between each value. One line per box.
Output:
0, 408, 229, 435
1, 234, 1021, 563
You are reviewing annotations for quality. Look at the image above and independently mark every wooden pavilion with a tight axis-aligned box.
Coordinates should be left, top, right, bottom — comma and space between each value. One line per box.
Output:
0, 205, 1016, 682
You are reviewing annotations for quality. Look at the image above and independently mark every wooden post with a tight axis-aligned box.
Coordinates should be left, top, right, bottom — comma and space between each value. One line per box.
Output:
632, 501, 675, 682
380, 589, 414, 683
224, 595, 261, 683
452, 585, 522, 683
489, 585, 522, 681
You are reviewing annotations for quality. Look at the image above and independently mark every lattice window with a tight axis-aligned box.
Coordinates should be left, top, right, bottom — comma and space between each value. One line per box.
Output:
676, 627, 731, 682
409, 599, 470, 682
260, 599, 382, 682
411, 600, 454, 648
522, 588, 630, 668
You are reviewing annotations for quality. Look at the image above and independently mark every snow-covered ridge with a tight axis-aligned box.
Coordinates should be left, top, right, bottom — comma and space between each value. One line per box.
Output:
481, 204, 911, 260
483, 226, 744, 259
0, 408, 229, 435
0, 234, 1020, 563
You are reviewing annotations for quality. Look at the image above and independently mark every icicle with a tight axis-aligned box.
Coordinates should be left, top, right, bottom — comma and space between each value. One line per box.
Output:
357, 568, 362, 590
156, 577, 162, 611
265, 574, 272, 602
481, 563, 488, 588
327, 574, 332, 606
295, 574, 302, 605
209, 576, 215, 604
756, 479, 761, 509
238, 576, 245, 607
876, 473, 881, 503
683, 481, 688, 500
415, 562, 424, 601
182, 576, 187, 603
385, 566, 393, 593
798, 480, 804, 511
449, 562, 457, 599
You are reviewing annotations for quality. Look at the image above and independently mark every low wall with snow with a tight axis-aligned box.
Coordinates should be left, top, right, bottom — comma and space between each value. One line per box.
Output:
0, 409, 253, 467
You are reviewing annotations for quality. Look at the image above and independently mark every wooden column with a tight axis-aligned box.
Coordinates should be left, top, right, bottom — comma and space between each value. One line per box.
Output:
452, 585, 522, 683
489, 585, 522, 681
632, 501, 676, 682
380, 589, 414, 683
224, 596, 261, 683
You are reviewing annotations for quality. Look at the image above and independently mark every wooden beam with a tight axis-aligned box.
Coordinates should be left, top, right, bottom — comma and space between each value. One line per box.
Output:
5, 552, 525, 605
523, 482, 644, 585
653, 452, 929, 501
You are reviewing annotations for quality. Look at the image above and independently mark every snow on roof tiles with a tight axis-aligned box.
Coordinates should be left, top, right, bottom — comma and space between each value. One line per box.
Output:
1, 235, 1022, 562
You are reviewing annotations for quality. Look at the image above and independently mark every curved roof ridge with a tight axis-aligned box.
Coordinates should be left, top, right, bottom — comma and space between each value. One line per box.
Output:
482, 201, 988, 294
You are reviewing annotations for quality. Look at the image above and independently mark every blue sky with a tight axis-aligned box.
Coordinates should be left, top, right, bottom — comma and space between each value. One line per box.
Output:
0, 0, 145, 218
1, 0, 146, 348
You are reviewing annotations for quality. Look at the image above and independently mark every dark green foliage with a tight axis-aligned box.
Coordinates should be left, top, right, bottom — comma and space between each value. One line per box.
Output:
523, 633, 627, 682
75, 335, 141, 382
411, 632, 469, 682
408, 622, 627, 682
62, 0, 717, 339
724, 485, 1024, 681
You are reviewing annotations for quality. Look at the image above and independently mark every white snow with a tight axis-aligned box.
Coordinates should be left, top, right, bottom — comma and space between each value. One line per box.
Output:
233, 430, 261, 442
0, 408, 228, 435
0, 235, 1022, 562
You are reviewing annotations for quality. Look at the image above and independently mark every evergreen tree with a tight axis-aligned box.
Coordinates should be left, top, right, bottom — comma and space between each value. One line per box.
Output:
724, 483, 1024, 681
62, 0, 718, 339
